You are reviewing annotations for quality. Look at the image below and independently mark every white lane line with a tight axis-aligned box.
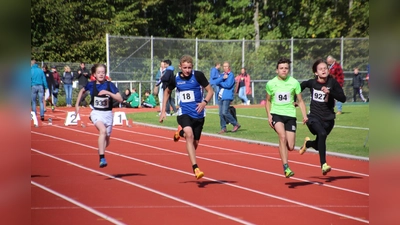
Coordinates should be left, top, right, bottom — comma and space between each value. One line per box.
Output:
113, 127, 369, 177
31, 181, 126, 225
32, 132, 369, 224
33, 129, 369, 196
32, 204, 369, 210
31, 148, 255, 225
205, 111, 369, 130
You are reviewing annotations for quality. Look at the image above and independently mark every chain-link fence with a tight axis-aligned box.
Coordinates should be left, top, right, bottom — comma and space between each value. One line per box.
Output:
106, 35, 368, 81
41, 35, 369, 106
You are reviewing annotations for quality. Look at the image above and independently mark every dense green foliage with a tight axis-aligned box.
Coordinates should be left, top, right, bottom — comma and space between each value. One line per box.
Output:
31, 0, 369, 63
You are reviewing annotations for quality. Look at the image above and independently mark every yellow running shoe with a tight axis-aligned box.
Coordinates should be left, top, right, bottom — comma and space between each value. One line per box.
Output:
322, 163, 331, 175
284, 167, 294, 178
194, 168, 204, 179
173, 125, 182, 142
299, 137, 310, 155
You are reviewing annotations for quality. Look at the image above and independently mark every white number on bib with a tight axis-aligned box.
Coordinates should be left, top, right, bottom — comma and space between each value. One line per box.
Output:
94, 96, 110, 108
312, 89, 327, 102
275, 92, 290, 103
179, 90, 195, 103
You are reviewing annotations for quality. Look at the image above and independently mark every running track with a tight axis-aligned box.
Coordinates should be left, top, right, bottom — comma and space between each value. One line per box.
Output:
31, 107, 369, 225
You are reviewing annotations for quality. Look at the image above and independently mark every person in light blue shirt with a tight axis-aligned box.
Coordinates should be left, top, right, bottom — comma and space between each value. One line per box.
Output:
31, 59, 48, 121
215, 61, 240, 133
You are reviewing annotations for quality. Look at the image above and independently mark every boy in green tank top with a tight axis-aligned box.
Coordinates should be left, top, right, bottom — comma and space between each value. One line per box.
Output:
265, 58, 308, 178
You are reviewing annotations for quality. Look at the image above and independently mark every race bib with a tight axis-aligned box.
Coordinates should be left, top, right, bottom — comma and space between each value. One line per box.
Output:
275, 92, 290, 103
312, 89, 327, 102
94, 96, 110, 108
179, 90, 195, 103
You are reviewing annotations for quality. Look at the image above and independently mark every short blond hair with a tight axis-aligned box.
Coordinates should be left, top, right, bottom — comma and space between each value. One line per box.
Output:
179, 55, 193, 65
64, 65, 71, 72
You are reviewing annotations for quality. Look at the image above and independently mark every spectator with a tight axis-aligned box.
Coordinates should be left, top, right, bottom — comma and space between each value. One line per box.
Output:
126, 88, 140, 108
62, 65, 74, 107
76, 62, 90, 107
119, 88, 131, 108
235, 67, 252, 105
209, 62, 221, 103
265, 58, 308, 178
51, 66, 61, 106
159, 54, 214, 180
141, 90, 157, 108
161, 59, 178, 115
215, 61, 240, 134
31, 59, 48, 121
75, 64, 122, 168
351, 67, 367, 102
42, 65, 56, 111
326, 55, 345, 114
155, 60, 166, 112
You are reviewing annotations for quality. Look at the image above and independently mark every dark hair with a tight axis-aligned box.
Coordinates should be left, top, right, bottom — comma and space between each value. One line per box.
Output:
312, 59, 328, 73
145, 89, 151, 94
163, 59, 172, 66
42, 64, 48, 70
276, 57, 291, 69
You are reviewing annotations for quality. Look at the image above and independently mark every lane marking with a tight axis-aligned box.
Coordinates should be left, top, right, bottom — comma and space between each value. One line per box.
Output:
31, 149, 255, 225
112, 127, 370, 177
32, 204, 369, 210
33, 129, 369, 196
31, 181, 126, 225
32, 132, 369, 224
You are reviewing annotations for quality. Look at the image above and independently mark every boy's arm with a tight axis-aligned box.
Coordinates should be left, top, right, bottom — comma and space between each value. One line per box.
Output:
265, 93, 273, 128
296, 93, 308, 124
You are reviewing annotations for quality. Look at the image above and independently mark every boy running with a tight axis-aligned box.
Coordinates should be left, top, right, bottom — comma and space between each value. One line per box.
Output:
265, 58, 308, 178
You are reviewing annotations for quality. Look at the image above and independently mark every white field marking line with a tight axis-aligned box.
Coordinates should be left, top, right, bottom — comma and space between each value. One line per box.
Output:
31, 136, 369, 225
47, 112, 369, 163
32, 204, 369, 210
111, 127, 369, 177
33, 128, 369, 196
205, 111, 369, 130
53, 108, 369, 131
31, 181, 126, 225
31, 148, 255, 225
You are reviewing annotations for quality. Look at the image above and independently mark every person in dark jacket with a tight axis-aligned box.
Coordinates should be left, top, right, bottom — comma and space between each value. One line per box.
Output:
351, 67, 367, 102
160, 59, 177, 115
76, 62, 90, 107
42, 65, 56, 111
62, 65, 74, 107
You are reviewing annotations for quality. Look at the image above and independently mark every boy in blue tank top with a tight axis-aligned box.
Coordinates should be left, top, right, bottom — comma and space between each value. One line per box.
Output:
159, 55, 214, 180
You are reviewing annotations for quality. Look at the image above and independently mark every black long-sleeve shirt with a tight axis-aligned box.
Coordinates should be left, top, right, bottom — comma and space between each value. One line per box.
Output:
301, 76, 346, 120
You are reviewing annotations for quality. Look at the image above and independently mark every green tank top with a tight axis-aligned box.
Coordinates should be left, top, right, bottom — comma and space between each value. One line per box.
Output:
265, 76, 301, 118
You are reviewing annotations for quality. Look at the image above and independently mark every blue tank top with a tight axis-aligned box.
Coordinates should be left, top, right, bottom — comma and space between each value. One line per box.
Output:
176, 71, 205, 119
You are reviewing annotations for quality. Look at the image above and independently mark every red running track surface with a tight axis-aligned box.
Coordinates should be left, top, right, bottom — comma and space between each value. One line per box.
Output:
31, 107, 369, 225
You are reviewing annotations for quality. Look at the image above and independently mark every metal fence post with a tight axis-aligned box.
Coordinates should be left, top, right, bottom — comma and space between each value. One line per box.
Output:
340, 36, 344, 67
242, 38, 245, 68
106, 33, 110, 78
290, 37, 294, 77
195, 37, 198, 70
151, 35, 154, 91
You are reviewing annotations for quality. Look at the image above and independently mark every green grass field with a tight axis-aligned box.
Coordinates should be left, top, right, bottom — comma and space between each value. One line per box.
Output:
126, 103, 369, 157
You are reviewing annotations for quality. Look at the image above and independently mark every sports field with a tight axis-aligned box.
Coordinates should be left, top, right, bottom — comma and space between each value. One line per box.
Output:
128, 103, 369, 157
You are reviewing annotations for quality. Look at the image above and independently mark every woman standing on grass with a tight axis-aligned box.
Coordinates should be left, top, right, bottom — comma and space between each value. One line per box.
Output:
299, 59, 346, 175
